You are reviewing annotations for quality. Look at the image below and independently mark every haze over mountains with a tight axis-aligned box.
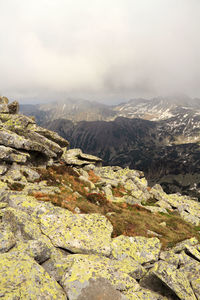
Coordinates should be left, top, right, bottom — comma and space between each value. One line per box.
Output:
20, 96, 200, 200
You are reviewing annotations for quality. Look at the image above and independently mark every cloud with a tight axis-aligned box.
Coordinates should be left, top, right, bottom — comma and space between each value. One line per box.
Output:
0, 0, 200, 102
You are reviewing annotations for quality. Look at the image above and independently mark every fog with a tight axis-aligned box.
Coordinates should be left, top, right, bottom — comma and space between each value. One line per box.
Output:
0, 0, 200, 103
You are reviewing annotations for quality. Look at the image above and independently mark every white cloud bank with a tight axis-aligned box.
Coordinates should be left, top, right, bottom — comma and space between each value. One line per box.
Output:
0, 0, 200, 102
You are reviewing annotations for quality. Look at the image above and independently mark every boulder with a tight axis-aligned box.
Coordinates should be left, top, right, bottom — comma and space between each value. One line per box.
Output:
140, 260, 196, 300
39, 211, 113, 256
8, 100, 19, 114
62, 148, 102, 166
74, 278, 128, 300
111, 236, 161, 264
0, 252, 66, 299
60, 254, 140, 299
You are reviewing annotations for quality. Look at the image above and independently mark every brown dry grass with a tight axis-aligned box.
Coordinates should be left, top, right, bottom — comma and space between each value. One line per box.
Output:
29, 165, 200, 249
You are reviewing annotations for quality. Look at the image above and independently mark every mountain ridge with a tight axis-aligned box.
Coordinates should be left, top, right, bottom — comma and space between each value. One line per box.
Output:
1, 96, 200, 299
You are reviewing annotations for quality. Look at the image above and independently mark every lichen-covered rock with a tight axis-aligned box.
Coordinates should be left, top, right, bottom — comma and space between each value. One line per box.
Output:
191, 278, 200, 300
0, 98, 70, 168
8, 100, 19, 114
109, 257, 147, 280
0, 223, 16, 253
28, 124, 69, 148
40, 211, 113, 255
9, 238, 52, 264
2, 207, 42, 240
20, 165, 40, 182
140, 260, 196, 300
159, 250, 180, 267
185, 244, 200, 261
23, 181, 60, 195
0, 252, 66, 299
79, 175, 95, 189
179, 210, 200, 226
0, 164, 7, 175
124, 287, 167, 300
60, 254, 140, 299
143, 206, 167, 214
42, 256, 73, 282
172, 237, 199, 253
74, 278, 128, 300
0, 145, 29, 163
111, 236, 161, 264
180, 259, 200, 281
0, 181, 9, 197
62, 148, 102, 166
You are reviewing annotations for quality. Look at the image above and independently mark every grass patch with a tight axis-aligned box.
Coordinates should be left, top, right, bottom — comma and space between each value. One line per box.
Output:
33, 165, 200, 249
7, 182, 25, 191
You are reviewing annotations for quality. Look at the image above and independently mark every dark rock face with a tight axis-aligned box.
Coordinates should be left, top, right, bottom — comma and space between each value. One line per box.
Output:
44, 116, 200, 200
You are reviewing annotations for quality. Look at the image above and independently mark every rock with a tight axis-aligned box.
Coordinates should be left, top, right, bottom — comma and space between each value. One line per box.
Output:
0, 181, 9, 197
5, 163, 23, 181
60, 254, 140, 299
8, 100, 19, 114
124, 288, 166, 300
102, 185, 114, 201
0, 128, 57, 159
172, 237, 199, 253
0, 164, 7, 175
20, 165, 40, 182
0, 97, 9, 112
79, 175, 95, 189
191, 278, 200, 300
42, 256, 72, 282
180, 258, 200, 281
74, 206, 81, 214
159, 250, 180, 267
159, 222, 166, 227
28, 124, 69, 148
0, 252, 66, 299
40, 211, 113, 256
74, 278, 128, 300
62, 148, 102, 166
142, 206, 168, 214
23, 182, 60, 195
111, 236, 161, 264
155, 200, 172, 210
147, 230, 162, 238
0, 96, 9, 104
0, 145, 30, 164
185, 244, 200, 262
0, 99, 70, 168
140, 260, 196, 300
0, 223, 16, 253
9, 238, 52, 264
109, 257, 147, 280
2, 207, 43, 241
179, 210, 200, 226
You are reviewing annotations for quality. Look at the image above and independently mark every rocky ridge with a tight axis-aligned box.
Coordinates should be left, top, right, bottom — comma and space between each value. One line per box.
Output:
1, 96, 200, 299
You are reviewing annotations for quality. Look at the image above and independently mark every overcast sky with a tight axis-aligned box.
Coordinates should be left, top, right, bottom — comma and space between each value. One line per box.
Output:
0, 0, 200, 103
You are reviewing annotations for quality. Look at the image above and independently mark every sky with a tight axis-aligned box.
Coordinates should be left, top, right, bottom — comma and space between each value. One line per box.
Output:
0, 0, 200, 104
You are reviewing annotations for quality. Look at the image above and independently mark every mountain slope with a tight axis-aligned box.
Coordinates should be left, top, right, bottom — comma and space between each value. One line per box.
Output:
45, 116, 200, 200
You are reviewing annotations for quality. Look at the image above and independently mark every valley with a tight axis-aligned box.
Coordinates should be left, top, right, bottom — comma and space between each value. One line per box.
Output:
20, 96, 200, 200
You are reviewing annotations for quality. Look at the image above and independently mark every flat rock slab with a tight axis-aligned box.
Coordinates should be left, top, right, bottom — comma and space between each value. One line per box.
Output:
0, 252, 66, 299
111, 235, 161, 264
76, 278, 128, 300
61, 254, 140, 300
40, 211, 113, 255
62, 148, 102, 166
140, 260, 196, 300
